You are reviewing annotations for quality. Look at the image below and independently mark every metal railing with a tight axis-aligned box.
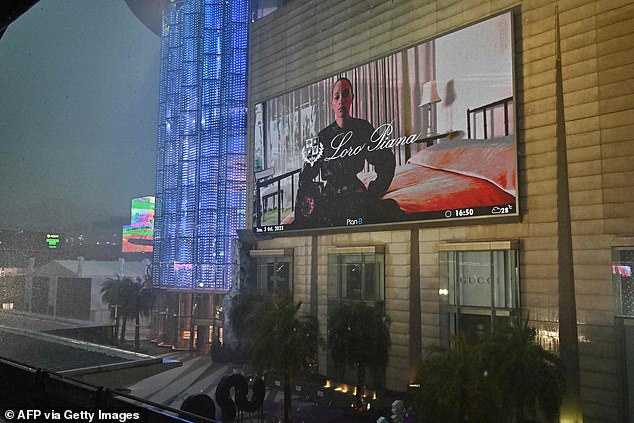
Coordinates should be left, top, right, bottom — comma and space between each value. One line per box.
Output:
0, 356, 217, 423
255, 168, 301, 227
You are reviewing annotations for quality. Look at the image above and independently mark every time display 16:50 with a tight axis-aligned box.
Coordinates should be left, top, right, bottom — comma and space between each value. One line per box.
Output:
454, 208, 474, 217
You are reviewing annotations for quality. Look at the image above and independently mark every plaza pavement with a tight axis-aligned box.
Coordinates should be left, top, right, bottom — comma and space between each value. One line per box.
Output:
126, 349, 360, 422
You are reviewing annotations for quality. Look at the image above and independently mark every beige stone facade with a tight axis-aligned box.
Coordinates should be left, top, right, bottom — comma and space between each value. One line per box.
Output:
247, 1, 634, 421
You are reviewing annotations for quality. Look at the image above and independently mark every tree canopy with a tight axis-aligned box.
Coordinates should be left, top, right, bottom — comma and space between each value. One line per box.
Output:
327, 302, 390, 407
416, 316, 566, 423
228, 292, 321, 423
100, 273, 155, 349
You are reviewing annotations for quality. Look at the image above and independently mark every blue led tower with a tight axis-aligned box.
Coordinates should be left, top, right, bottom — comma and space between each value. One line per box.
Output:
153, 0, 248, 290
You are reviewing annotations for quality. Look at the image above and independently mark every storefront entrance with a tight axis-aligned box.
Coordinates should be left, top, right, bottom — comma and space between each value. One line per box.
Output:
152, 291, 225, 353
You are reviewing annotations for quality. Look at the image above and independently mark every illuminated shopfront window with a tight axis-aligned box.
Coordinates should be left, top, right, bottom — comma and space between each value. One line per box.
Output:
439, 243, 519, 344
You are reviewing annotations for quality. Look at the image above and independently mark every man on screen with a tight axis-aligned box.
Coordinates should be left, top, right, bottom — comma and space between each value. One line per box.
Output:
294, 77, 399, 228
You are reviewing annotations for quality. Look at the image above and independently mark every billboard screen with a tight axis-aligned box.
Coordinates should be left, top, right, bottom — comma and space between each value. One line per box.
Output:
253, 12, 517, 234
122, 196, 155, 253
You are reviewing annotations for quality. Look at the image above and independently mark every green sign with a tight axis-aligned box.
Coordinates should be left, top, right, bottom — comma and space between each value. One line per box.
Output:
46, 234, 60, 249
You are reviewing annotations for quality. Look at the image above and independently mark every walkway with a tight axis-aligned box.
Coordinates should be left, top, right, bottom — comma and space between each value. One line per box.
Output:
127, 350, 354, 422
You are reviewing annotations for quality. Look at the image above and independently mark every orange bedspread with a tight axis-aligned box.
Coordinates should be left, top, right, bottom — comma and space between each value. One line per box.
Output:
380, 136, 515, 214
381, 163, 514, 214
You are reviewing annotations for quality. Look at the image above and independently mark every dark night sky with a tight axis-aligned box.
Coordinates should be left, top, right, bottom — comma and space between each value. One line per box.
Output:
0, 0, 160, 232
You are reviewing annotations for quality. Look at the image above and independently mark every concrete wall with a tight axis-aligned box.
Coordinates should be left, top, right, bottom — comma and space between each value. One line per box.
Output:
248, 1, 634, 421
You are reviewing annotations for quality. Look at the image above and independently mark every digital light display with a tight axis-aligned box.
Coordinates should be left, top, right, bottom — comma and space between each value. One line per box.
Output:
122, 196, 155, 253
152, 0, 249, 290
253, 12, 517, 234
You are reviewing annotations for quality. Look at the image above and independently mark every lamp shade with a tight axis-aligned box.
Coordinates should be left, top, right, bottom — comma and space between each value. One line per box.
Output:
419, 80, 442, 107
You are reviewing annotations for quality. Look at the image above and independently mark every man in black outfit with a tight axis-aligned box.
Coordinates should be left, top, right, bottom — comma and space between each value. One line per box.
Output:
294, 77, 398, 228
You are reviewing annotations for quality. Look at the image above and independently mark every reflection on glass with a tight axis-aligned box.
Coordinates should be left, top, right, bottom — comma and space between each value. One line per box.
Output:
613, 248, 634, 316
365, 263, 376, 299
345, 263, 362, 300
258, 256, 292, 295
459, 314, 490, 344
440, 248, 519, 344
328, 253, 384, 304
445, 250, 518, 309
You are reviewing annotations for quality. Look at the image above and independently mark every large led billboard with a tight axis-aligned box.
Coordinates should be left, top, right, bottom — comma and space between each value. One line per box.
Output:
253, 12, 517, 234
122, 196, 155, 253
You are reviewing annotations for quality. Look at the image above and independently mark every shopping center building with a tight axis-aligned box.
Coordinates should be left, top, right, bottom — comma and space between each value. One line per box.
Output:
127, 0, 634, 420
245, 1, 634, 422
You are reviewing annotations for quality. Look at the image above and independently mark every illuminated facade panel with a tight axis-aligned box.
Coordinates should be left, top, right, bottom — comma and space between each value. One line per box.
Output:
153, 0, 248, 290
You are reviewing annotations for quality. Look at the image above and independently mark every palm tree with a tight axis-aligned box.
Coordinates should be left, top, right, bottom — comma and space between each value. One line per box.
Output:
128, 273, 156, 350
415, 316, 566, 423
101, 273, 156, 349
480, 316, 566, 423
230, 293, 320, 423
101, 276, 131, 345
416, 335, 490, 423
327, 302, 390, 408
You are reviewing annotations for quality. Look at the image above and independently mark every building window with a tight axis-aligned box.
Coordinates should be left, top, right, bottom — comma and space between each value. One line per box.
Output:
251, 0, 287, 21
326, 248, 385, 386
327, 250, 385, 305
439, 243, 519, 344
613, 247, 634, 316
613, 247, 634, 420
254, 253, 293, 296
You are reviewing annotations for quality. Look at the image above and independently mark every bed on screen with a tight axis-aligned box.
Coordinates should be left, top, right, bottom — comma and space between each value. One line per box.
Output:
280, 135, 516, 225
369, 135, 516, 215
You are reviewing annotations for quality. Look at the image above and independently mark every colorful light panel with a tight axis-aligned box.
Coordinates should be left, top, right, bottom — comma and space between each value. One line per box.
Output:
122, 196, 155, 253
